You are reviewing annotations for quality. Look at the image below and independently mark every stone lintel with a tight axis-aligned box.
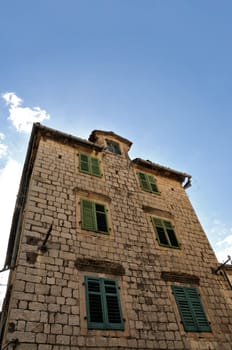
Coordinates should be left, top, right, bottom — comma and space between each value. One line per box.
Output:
142, 206, 174, 220
161, 271, 200, 285
75, 258, 125, 275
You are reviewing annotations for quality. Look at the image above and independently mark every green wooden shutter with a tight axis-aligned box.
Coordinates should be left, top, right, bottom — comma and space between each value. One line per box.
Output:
138, 172, 150, 192
152, 218, 180, 248
80, 153, 101, 177
164, 221, 179, 248
148, 175, 159, 193
138, 172, 159, 193
172, 285, 196, 331
172, 286, 211, 332
152, 218, 169, 246
187, 288, 211, 332
91, 157, 101, 176
104, 279, 124, 330
85, 277, 104, 329
85, 277, 124, 330
80, 153, 90, 173
81, 200, 96, 231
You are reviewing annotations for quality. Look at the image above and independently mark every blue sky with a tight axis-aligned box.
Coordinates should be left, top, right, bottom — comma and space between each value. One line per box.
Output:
1, 1, 232, 301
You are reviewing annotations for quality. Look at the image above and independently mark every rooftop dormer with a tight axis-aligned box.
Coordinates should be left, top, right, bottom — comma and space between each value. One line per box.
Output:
88, 130, 132, 158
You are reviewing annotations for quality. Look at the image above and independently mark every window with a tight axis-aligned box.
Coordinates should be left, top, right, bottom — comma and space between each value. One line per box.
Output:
85, 276, 124, 330
172, 285, 211, 332
79, 153, 101, 177
152, 217, 180, 248
137, 172, 159, 193
106, 140, 121, 155
81, 199, 108, 233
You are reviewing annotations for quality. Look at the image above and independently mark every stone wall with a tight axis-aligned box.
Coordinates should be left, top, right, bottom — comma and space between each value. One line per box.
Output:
2, 132, 232, 350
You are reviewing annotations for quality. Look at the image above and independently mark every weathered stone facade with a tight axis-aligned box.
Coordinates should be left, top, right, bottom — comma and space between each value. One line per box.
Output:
0, 123, 232, 349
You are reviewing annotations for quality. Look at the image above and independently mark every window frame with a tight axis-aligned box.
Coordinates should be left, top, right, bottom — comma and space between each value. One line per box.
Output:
106, 140, 121, 155
79, 153, 102, 177
81, 199, 109, 234
137, 171, 159, 194
151, 217, 180, 248
85, 276, 124, 330
172, 285, 211, 332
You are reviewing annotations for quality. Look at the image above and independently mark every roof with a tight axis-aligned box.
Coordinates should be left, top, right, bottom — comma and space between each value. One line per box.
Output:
33, 123, 103, 151
4, 123, 191, 269
132, 158, 192, 184
4, 123, 102, 269
88, 130, 133, 148
224, 264, 232, 272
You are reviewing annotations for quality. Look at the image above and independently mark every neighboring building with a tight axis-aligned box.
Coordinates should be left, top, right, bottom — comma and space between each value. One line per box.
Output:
0, 123, 232, 350
225, 265, 232, 287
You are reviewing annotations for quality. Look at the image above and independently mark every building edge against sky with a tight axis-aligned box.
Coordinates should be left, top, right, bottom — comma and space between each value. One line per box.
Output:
0, 123, 232, 349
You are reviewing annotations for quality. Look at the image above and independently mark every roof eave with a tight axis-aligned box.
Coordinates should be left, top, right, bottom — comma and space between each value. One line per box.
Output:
89, 130, 132, 149
132, 158, 192, 184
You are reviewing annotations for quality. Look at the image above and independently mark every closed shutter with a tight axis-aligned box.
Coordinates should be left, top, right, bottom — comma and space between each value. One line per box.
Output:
138, 172, 159, 193
172, 286, 211, 332
85, 277, 124, 330
148, 175, 159, 193
81, 200, 96, 231
80, 153, 101, 177
104, 280, 123, 328
187, 288, 211, 332
86, 277, 104, 328
138, 172, 150, 192
80, 153, 90, 173
91, 157, 101, 176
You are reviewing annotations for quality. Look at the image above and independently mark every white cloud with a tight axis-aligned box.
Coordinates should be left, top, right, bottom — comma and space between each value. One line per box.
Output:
2, 92, 50, 133
207, 219, 232, 262
216, 235, 232, 246
216, 248, 232, 264
0, 143, 7, 159
0, 133, 8, 159
2, 92, 22, 108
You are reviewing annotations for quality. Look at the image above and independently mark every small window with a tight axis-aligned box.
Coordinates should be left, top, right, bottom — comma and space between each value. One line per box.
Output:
106, 140, 121, 155
81, 199, 109, 233
172, 285, 211, 332
79, 153, 101, 177
152, 217, 180, 248
137, 172, 159, 194
85, 276, 124, 330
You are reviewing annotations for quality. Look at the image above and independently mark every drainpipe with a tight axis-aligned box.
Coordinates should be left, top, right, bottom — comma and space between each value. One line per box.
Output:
183, 176, 192, 190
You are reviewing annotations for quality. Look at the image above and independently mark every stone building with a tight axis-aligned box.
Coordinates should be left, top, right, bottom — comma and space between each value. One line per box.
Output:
0, 123, 231, 350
